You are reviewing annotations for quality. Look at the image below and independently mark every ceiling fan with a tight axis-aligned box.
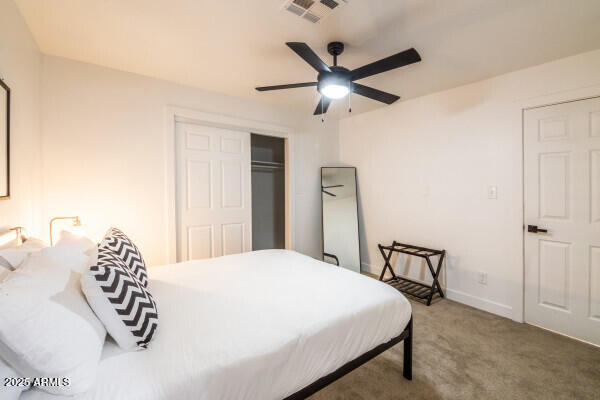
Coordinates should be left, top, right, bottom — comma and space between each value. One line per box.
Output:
256, 42, 421, 115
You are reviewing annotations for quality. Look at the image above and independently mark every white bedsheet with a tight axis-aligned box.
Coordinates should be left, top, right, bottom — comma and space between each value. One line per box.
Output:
22, 250, 411, 400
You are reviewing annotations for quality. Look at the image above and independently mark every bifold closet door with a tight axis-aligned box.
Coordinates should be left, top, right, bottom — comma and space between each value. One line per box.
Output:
175, 122, 251, 262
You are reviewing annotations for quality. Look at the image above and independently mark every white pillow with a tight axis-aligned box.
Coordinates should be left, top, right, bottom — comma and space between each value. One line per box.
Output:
55, 230, 96, 254
1, 252, 71, 297
0, 265, 10, 282
18, 238, 48, 251
0, 252, 107, 395
42, 246, 90, 274
0, 238, 48, 271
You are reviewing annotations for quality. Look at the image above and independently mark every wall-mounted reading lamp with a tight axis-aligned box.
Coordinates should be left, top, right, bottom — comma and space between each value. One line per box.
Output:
9, 227, 27, 246
49, 216, 82, 246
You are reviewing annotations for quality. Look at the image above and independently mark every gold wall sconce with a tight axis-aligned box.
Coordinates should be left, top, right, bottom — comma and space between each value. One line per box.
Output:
50, 216, 83, 246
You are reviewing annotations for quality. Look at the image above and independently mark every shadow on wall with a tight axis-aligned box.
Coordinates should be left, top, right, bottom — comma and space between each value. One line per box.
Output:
438, 79, 493, 115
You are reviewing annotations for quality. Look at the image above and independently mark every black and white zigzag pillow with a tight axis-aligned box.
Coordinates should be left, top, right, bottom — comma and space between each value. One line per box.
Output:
81, 248, 158, 350
99, 227, 147, 287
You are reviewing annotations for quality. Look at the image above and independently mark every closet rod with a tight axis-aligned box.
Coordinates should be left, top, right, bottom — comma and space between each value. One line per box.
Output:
252, 165, 284, 170
251, 160, 285, 167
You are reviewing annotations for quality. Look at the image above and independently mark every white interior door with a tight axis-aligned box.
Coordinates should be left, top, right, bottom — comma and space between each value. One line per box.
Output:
175, 122, 251, 261
524, 96, 600, 346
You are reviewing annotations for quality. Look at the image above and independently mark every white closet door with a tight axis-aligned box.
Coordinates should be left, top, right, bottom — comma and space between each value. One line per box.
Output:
524, 96, 600, 345
175, 122, 251, 261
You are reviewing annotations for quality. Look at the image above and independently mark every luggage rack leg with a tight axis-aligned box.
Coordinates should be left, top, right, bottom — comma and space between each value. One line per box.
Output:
425, 251, 445, 305
378, 243, 397, 281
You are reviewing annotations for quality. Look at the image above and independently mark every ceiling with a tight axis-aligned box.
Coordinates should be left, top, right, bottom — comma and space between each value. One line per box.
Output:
15, 0, 600, 118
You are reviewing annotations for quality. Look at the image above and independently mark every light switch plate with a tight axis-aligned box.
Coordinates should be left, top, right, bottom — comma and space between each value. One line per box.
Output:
488, 185, 497, 199
478, 271, 488, 285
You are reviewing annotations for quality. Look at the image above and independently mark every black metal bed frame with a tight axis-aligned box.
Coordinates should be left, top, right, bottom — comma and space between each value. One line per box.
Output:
283, 316, 413, 400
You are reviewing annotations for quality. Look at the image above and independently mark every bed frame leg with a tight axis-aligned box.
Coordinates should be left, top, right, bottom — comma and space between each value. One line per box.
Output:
403, 316, 413, 380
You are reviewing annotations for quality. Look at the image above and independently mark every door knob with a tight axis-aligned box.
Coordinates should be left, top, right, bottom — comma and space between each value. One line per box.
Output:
527, 225, 548, 233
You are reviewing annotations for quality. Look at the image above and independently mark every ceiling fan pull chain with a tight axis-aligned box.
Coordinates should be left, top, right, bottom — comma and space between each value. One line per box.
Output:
348, 91, 352, 113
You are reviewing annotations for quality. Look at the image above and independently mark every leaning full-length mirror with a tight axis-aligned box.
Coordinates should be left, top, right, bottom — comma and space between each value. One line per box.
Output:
321, 167, 361, 273
0, 79, 9, 199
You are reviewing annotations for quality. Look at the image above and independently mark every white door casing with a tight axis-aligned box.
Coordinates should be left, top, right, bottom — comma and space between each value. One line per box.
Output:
175, 122, 251, 261
524, 96, 600, 345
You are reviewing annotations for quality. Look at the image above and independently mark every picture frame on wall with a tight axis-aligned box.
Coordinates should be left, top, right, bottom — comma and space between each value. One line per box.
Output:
0, 78, 9, 199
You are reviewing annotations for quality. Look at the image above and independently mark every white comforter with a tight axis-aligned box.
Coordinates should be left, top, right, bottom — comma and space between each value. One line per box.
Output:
23, 250, 411, 400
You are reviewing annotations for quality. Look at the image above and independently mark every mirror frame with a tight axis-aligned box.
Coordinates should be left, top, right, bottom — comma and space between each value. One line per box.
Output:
0, 78, 9, 200
320, 166, 362, 271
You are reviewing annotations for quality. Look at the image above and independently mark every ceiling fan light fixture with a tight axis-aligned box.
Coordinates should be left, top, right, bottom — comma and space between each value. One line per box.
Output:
317, 66, 351, 99
320, 83, 349, 99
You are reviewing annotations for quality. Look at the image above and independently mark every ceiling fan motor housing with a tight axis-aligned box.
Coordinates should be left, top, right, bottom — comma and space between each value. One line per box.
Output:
317, 66, 351, 95
327, 41, 345, 56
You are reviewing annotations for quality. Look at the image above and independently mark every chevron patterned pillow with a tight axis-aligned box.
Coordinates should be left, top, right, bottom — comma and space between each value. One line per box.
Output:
81, 247, 158, 350
99, 227, 147, 287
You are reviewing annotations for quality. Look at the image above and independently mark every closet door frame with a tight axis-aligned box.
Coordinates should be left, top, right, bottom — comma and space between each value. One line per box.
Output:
164, 106, 294, 264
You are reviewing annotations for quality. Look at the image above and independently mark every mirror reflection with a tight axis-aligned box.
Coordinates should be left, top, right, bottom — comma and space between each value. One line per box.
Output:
321, 167, 361, 273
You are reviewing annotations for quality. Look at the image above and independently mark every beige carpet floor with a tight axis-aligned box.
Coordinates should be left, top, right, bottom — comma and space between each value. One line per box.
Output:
309, 297, 600, 400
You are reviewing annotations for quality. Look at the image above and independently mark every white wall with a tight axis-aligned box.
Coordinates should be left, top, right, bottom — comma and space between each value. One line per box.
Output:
0, 0, 42, 235
41, 56, 338, 265
340, 49, 600, 321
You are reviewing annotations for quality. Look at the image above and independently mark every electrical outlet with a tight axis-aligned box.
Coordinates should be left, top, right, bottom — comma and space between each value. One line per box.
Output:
488, 185, 497, 199
478, 271, 488, 285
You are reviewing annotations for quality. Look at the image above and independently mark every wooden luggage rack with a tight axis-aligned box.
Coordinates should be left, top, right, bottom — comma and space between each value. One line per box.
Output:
378, 241, 445, 306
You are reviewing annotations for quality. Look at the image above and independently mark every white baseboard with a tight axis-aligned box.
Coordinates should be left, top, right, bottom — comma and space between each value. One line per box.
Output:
445, 289, 513, 320
360, 262, 377, 275
362, 262, 514, 320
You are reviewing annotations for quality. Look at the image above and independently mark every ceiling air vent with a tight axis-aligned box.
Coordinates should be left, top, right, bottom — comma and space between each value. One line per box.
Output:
320, 0, 339, 9
282, 0, 348, 24
303, 12, 320, 23
285, 4, 305, 16
293, 0, 315, 8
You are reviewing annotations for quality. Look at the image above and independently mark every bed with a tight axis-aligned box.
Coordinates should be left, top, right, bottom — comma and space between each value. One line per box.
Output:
22, 249, 412, 399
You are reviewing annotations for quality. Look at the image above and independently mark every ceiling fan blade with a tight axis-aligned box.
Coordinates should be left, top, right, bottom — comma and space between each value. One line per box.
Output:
255, 82, 317, 91
352, 83, 400, 105
351, 48, 421, 81
286, 42, 331, 73
314, 96, 332, 115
